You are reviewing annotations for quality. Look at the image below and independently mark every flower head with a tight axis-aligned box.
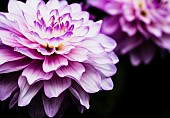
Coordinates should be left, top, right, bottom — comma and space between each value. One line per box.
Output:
0, 0, 118, 117
88, 0, 170, 65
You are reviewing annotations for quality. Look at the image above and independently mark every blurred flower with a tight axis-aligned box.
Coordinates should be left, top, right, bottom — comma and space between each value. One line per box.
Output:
88, 0, 170, 66
0, 0, 118, 117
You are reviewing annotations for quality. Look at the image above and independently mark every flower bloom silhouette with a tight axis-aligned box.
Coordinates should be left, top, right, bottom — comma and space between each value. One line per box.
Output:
0, 0, 118, 117
88, 0, 170, 66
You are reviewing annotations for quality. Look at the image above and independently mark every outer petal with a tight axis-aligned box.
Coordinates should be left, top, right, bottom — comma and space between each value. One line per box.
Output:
42, 93, 65, 118
0, 74, 18, 101
0, 58, 32, 73
0, 46, 25, 65
43, 55, 68, 73
18, 76, 43, 106
83, 20, 102, 37
93, 34, 117, 52
44, 76, 71, 98
79, 64, 101, 93
22, 60, 53, 85
101, 77, 114, 90
79, 40, 104, 54
0, 30, 22, 47
69, 82, 90, 109
56, 61, 85, 81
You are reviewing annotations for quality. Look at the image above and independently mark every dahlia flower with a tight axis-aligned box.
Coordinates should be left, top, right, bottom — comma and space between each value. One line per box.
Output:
0, 0, 118, 117
88, 0, 170, 66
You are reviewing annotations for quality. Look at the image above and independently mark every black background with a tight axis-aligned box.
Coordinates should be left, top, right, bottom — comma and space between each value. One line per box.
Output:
0, 0, 169, 118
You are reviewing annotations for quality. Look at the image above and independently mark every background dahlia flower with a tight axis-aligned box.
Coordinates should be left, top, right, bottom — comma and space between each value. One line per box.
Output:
88, 0, 170, 66
0, 0, 118, 117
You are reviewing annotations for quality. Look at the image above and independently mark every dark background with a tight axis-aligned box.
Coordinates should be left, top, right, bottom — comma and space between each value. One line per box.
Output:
0, 0, 169, 118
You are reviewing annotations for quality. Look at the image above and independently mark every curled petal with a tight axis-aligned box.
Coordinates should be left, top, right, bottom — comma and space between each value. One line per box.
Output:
56, 61, 85, 81
18, 76, 43, 106
43, 55, 68, 72
22, 60, 53, 85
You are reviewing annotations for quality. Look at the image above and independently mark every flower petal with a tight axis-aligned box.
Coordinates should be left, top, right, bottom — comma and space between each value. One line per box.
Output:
0, 74, 18, 101
56, 61, 85, 81
18, 76, 43, 106
69, 82, 90, 109
43, 55, 68, 72
0, 58, 32, 74
0, 45, 25, 65
42, 93, 65, 117
14, 47, 44, 60
63, 47, 88, 62
44, 76, 71, 98
22, 60, 53, 85
101, 77, 114, 90
79, 64, 101, 93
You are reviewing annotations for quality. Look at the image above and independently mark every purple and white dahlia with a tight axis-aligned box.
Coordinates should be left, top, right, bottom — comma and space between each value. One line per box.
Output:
0, 0, 118, 117
88, 0, 170, 66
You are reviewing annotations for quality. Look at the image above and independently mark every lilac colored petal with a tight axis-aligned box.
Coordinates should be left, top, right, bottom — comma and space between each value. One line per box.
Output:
43, 55, 68, 72
18, 76, 43, 106
101, 77, 114, 90
70, 3, 82, 13
129, 50, 141, 66
118, 36, 143, 55
88, 52, 113, 64
83, 20, 102, 37
42, 93, 65, 118
123, 4, 135, 22
146, 23, 162, 37
92, 62, 117, 77
13, 34, 38, 49
0, 58, 32, 73
102, 16, 119, 35
22, 60, 53, 85
155, 35, 170, 50
0, 30, 22, 47
0, 13, 22, 35
9, 91, 19, 109
64, 47, 88, 62
109, 52, 119, 64
73, 26, 89, 36
56, 61, 85, 80
93, 34, 117, 52
14, 47, 44, 60
79, 64, 101, 93
88, 0, 122, 15
0, 74, 18, 101
79, 40, 104, 54
0, 46, 25, 65
44, 76, 71, 98
120, 18, 137, 36
70, 83, 90, 109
